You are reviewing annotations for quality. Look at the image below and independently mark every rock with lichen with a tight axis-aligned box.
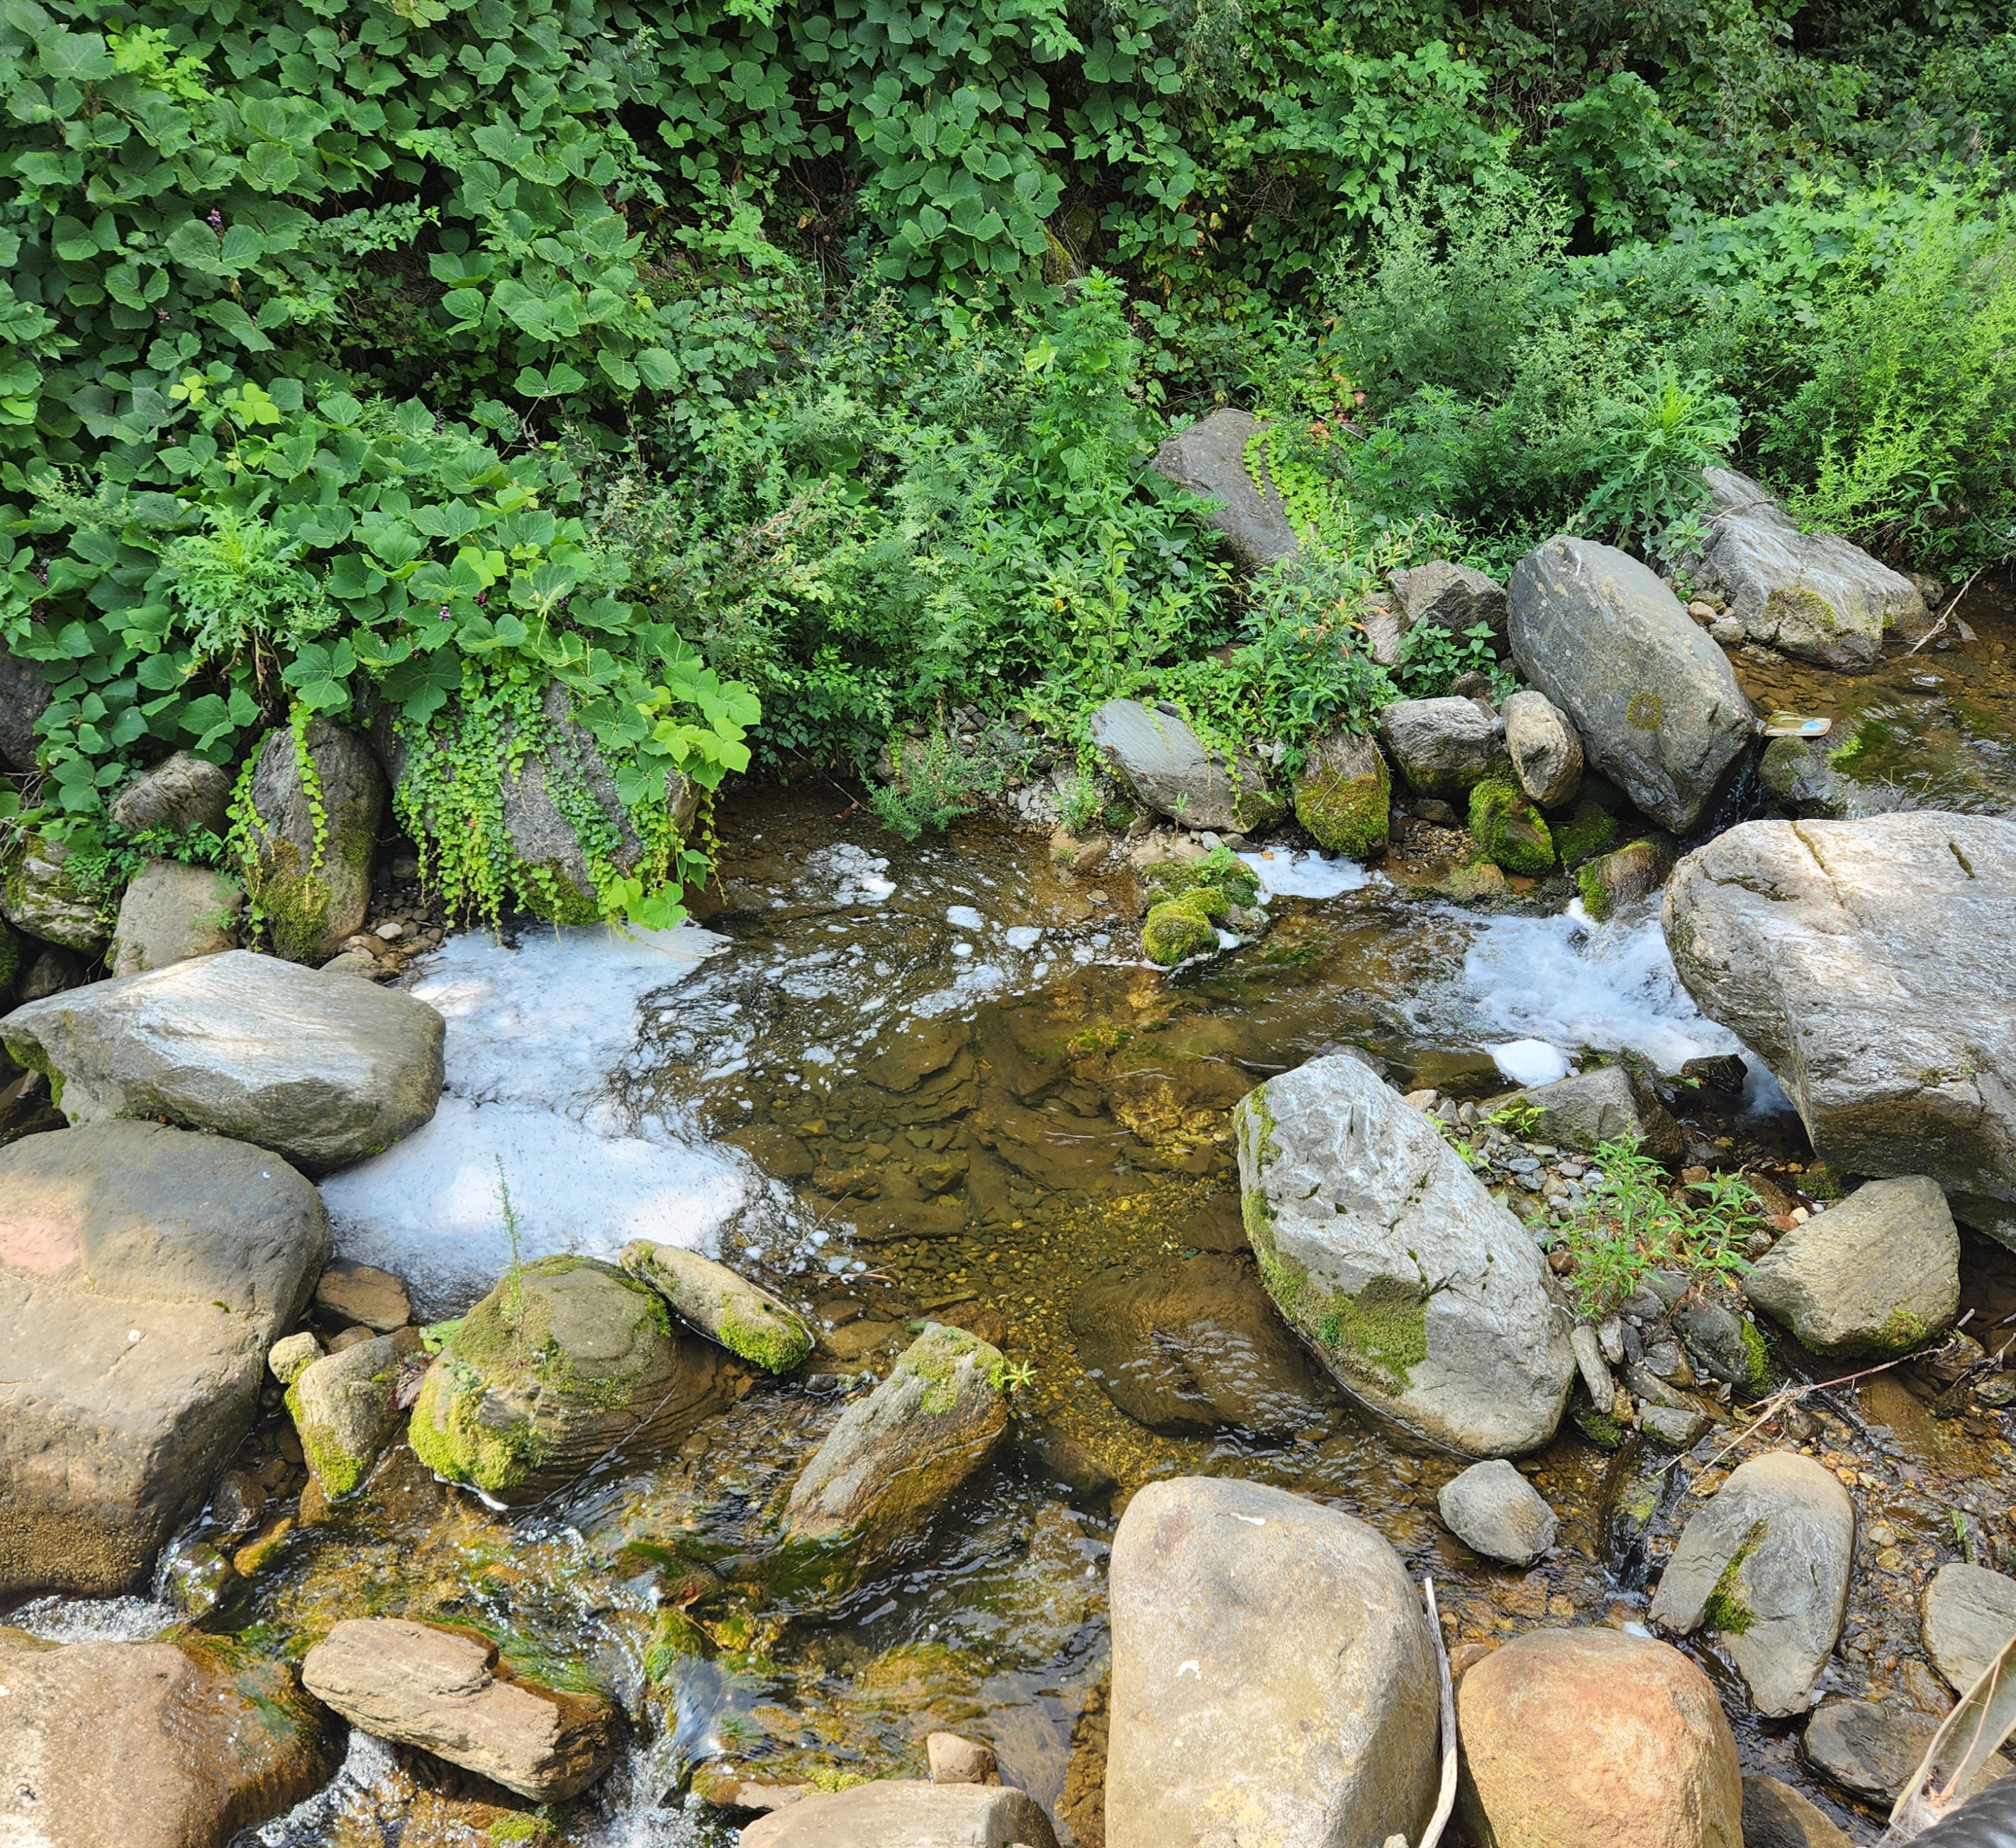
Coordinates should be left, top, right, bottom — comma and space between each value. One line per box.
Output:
239, 717, 384, 963
779, 1322, 1010, 1576
286, 1333, 403, 1498
1467, 777, 1554, 876
620, 1239, 813, 1374
1, 830, 110, 952
1292, 728, 1391, 858
1142, 886, 1226, 965
408, 1255, 734, 1505
1234, 1053, 1574, 1456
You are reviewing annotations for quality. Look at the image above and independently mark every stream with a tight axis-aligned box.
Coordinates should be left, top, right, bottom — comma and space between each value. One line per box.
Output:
11, 581, 2016, 1848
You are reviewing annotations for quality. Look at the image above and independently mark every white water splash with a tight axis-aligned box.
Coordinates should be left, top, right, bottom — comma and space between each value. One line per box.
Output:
320, 924, 758, 1318
4, 1593, 178, 1643
1239, 847, 1371, 899
1488, 1039, 1574, 1087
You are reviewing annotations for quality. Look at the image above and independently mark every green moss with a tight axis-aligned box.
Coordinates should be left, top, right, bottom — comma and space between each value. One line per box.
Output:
1142, 886, 1226, 965
1702, 1520, 1767, 1636
1573, 1406, 1627, 1449
1468, 777, 1554, 876
898, 1322, 996, 1415
284, 1363, 396, 1499
716, 1302, 813, 1374
1554, 796, 1620, 869
1764, 584, 1839, 635
1626, 690, 1664, 731
1737, 1318, 1774, 1393
1294, 740, 1390, 857
1878, 1304, 1929, 1352
1142, 844, 1259, 908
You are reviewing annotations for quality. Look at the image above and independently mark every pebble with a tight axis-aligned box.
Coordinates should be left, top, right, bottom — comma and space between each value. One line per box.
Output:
374, 920, 403, 940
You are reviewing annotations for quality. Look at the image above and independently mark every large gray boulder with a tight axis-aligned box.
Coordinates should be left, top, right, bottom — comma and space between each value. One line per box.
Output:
1, 949, 444, 1176
109, 751, 233, 839
1, 830, 108, 952
1922, 1562, 2016, 1696
1665, 814, 2016, 1239
1149, 408, 1298, 572
241, 716, 384, 962
1233, 1054, 1575, 1455
1742, 1177, 1959, 1355
108, 859, 242, 975
0, 1630, 338, 1848
780, 1323, 1009, 1574
409, 1255, 733, 1505
1509, 536, 1754, 833
1500, 689, 1584, 808
1376, 696, 1503, 799
1067, 1254, 1335, 1437
1495, 1064, 1681, 1159
1649, 1450, 1854, 1717
740, 1781, 1059, 1848
301, 1618, 615, 1801
1693, 469, 1929, 667
1389, 559, 1508, 642
0, 645, 50, 772
0, 1121, 330, 1598
1105, 1477, 1439, 1848
1087, 698, 1281, 833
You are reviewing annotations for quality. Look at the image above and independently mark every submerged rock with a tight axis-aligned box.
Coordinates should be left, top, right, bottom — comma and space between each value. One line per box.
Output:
1649, 1450, 1854, 1717
1578, 832, 1676, 920
1741, 1776, 1853, 1848
1742, 1177, 1959, 1356
240, 716, 384, 962
108, 859, 242, 975
1495, 1064, 1681, 1158
1693, 468, 1929, 668
1376, 696, 1503, 799
411, 1256, 731, 1505
1922, 1561, 2016, 1695
1149, 407, 1298, 572
1, 830, 108, 952
1759, 733, 1900, 820
1067, 1254, 1335, 1437
0, 1121, 328, 1599
110, 751, 233, 839
1, 949, 445, 1176
620, 1238, 813, 1374
0, 1630, 338, 1848
1105, 1476, 1439, 1848
779, 1323, 1009, 1574
1292, 728, 1390, 857
1234, 1053, 1575, 1456
1437, 1459, 1558, 1565
1389, 558, 1509, 642
1088, 698, 1280, 833
1501, 688, 1584, 808
287, 1334, 403, 1498
739, 1781, 1059, 1848
1457, 1626, 1743, 1848
1665, 813, 2016, 1239
301, 1618, 615, 1802
1508, 535, 1754, 834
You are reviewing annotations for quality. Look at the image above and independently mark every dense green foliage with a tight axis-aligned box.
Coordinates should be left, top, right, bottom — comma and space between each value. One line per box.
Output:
0, 0, 2010, 893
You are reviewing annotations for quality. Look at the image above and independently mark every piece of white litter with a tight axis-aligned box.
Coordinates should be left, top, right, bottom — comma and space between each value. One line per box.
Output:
1239, 849, 1369, 901
1488, 1040, 1572, 1088
127, 1329, 141, 1343
1233, 1513, 1267, 1526
1176, 1660, 1201, 1679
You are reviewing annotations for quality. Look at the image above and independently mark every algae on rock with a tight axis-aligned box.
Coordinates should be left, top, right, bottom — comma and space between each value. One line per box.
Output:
620, 1238, 813, 1374
1293, 729, 1391, 858
1468, 777, 1554, 877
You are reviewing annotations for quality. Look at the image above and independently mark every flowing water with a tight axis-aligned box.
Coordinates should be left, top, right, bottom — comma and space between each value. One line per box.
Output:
16, 582, 2016, 1848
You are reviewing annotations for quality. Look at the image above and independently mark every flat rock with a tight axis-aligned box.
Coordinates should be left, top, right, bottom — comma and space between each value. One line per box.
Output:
1457, 1626, 1742, 1848
1922, 1562, 2016, 1694
1665, 814, 2016, 1237
0, 1630, 338, 1848
1088, 698, 1280, 833
1509, 535, 1754, 833
1105, 1477, 1439, 1848
242, 716, 384, 962
1496, 1064, 1681, 1158
315, 1257, 412, 1332
1743, 1177, 1959, 1355
1437, 1459, 1558, 1565
301, 1618, 614, 1802
1376, 696, 1504, 799
0, 1122, 329, 1598
781, 1322, 1009, 1573
1066, 1254, 1335, 1437
410, 1255, 733, 1505
739, 1780, 1059, 1847
1149, 407, 1297, 572
620, 1237, 813, 1374
1649, 1451, 1854, 1716
287, 1335, 403, 1498
1, 948, 445, 1176
1798, 1699, 2005, 1803
1235, 1054, 1575, 1456
110, 752, 233, 839
1693, 469, 1929, 667
1501, 689, 1584, 808
1389, 559, 1509, 641
1740, 1775, 1852, 1848
109, 859, 242, 976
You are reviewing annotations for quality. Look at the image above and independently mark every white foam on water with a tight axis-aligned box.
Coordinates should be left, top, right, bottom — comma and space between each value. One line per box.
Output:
1458, 908, 1742, 1074
320, 923, 756, 1318
1488, 1039, 1574, 1087
1240, 848, 1370, 899
6, 1593, 178, 1643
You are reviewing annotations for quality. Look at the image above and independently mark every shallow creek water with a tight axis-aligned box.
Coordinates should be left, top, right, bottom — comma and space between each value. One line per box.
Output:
15, 589, 2016, 1848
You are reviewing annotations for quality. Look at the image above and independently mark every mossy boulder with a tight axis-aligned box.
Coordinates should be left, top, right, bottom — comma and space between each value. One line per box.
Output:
1576, 833, 1676, 921
620, 1239, 813, 1374
0, 830, 109, 952
1142, 886, 1227, 966
779, 1322, 1010, 1579
286, 1334, 403, 1498
1292, 729, 1391, 858
1554, 795, 1621, 869
1468, 777, 1554, 877
409, 1255, 735, 1505
240, 716, 384, 962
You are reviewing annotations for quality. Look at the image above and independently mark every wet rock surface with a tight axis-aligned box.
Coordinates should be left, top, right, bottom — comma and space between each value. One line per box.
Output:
739, 1779, 1060, 1847
620, 1237, 814, 1373
1740, 1774, 1854, 1848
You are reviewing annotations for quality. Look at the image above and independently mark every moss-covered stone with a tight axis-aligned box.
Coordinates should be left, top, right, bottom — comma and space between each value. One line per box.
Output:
240, 718, 384, 963
1468, 777, 1554, 876
1578, 833, 1676, 920
1554, 796, 1620, 869
1, 832, 110, 952
1293, 729, 1391, 858
1140, 843, 1259, 909
409, 1255, 733, 1504
1142, 886, 1227, 965
620, 1238, 813, 1374
1443, 859, 1510, 903
285, 1334, 403, 1498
